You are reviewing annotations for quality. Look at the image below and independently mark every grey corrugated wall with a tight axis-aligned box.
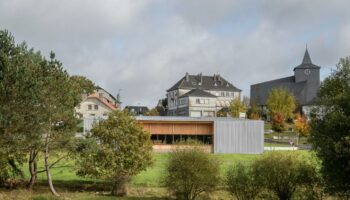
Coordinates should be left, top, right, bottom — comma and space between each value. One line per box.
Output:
214, 119, 264, 154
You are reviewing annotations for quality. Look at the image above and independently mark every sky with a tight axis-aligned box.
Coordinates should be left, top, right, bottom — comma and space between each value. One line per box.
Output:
1, 0, 350, 107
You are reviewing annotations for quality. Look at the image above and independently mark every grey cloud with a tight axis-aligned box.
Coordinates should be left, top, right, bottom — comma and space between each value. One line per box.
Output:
1, 0, 350, 107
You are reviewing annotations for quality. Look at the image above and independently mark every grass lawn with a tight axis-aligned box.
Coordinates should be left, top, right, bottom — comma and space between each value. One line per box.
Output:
3, 151, 313, 200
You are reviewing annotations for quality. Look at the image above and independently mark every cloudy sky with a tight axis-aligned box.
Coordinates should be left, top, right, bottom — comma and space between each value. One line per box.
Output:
1, 0, 350, 107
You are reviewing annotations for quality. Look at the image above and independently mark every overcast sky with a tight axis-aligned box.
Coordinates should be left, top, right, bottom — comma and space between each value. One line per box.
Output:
1, 0, 350, 107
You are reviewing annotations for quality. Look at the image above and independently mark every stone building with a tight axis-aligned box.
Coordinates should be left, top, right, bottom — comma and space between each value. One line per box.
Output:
250, 49, 320, 109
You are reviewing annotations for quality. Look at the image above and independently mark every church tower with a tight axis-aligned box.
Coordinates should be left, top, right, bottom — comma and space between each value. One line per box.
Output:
294, 48, 320, 103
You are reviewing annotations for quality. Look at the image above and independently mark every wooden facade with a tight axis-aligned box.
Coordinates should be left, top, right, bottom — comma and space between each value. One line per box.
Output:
138, 120, 213, 135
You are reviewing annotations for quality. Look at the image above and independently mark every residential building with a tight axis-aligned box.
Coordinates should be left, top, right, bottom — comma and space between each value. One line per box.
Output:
76, 87, 118, 119
124, 106, 149, 116
250, 48, 320, 111
166, 73, 241, 117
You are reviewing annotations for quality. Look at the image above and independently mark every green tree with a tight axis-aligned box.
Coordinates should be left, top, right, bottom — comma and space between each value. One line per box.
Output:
229, 98, 246, 118
164, 147, 220, 200
76, 110, 153, 196
247, 103, 261, 120
310, 57, 350, 199
267, 88, 296, 119
144, 108, 159, 116
0, 30, 45, 186
252, 152, 319, 200
0, 30, 93, 194
226, 162, 261, 200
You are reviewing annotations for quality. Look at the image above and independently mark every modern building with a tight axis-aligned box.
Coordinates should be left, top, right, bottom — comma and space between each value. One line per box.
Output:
167, 73, 242, 117
76, 86, 118, 119
82, 115, 264, 154
250, 48, 320, 109
136, 116, 264, 154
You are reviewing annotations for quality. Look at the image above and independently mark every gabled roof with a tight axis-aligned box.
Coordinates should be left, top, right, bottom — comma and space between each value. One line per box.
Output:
96, 86, 117, 101
250, 76, 308, 105
294, 49, 320, 71
167, 73, 241, 92
87, 93, 117, 110
180, 89, 217, 98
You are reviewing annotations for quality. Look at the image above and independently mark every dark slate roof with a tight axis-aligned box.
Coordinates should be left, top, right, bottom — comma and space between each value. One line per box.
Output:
180, 89, 217, 98
167, 74, 241, 92
96, 86, 117, 101
293, 49, 320, 71
250, 76, 308, 105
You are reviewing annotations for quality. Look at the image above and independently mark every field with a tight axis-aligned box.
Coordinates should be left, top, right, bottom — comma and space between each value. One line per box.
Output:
0, 151, 313, 200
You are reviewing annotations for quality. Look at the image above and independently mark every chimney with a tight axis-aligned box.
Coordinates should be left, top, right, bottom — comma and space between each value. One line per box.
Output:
198, 73, 203, 85
185, 72, 189, 82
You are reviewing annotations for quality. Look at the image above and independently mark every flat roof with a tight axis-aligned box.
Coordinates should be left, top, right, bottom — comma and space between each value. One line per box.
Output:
135, 116, 260, 122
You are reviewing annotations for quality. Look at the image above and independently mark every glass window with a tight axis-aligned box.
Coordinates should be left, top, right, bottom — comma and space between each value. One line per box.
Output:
88, 104, 92, 110
94, 105, 98, 110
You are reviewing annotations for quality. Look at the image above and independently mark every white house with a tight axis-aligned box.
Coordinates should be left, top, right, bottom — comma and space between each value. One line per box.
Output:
167, 73, 241, 117
76, 87, 118, 119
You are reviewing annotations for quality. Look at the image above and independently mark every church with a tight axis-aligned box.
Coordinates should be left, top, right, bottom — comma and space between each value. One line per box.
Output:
250, 49, 320, 110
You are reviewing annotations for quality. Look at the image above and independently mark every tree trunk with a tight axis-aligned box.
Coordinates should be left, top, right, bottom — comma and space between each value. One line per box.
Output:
27, 150, 37, 190
111, 177, 128, 196
44, 133, 59, 196
297, 133, 299, 146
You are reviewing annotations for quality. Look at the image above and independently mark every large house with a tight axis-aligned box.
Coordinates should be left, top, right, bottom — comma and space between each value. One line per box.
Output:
76, 86, 118, 119
250, 48, 320, 110
167, 73, 241, 117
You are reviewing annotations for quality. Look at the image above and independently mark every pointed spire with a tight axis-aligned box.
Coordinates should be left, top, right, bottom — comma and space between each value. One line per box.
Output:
302, 46, 312, 64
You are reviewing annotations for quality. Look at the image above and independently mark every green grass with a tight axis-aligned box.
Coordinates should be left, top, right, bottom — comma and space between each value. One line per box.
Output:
8, 151, 314, 199
22, 151, 313, 187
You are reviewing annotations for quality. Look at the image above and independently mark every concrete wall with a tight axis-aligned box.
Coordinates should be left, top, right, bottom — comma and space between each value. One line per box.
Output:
213, 119, 264, 154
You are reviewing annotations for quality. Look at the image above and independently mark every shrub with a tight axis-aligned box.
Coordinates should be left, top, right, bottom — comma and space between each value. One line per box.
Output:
226, 162, 261, 200
164, 147, 220, 200
271, 112, 287, 132
252, 152, 319, 200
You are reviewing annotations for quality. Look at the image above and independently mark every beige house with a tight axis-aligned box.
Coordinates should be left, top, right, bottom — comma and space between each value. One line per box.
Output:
76, 87, 118, 119
167, 73, 241, 117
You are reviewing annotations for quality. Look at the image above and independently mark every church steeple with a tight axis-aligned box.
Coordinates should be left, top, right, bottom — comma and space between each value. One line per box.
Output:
302, 47, 312, 64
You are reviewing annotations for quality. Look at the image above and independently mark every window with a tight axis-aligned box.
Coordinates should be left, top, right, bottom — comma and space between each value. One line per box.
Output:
221, 91, 225, 97
99, 93, 103, 98
94, 105, 98, 110
88, 104, 92, 110
196, 99, 209, 104
90, 114, 95, 116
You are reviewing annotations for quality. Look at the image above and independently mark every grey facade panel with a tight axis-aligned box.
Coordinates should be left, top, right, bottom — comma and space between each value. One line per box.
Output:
214, 119, 264, 154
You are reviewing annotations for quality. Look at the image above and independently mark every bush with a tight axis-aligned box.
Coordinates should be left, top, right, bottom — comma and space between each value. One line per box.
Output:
252, 152, 319, 200
271, 112, 287, 133
226, 162, 261, 200
164, 147, 220, 200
